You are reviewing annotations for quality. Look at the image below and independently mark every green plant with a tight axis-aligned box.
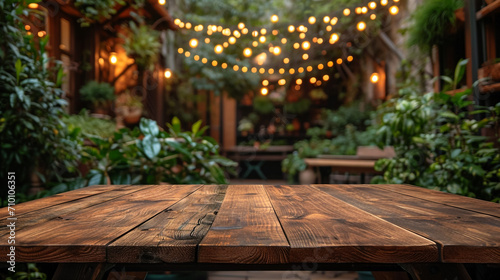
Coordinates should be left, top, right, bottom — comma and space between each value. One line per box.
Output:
284, 98, 311, 114
83, 118, 237, 185
322, 102, 373, 135
79, 81, 115, 109
407, 0, 464, 53
63, 110, 117, 138
3, 263, 46, 280
74, 0, 145, 26
374, 60, 500, 202
253, 96, 275, 114
0, 0, 82, 202
121, 21, 161, 71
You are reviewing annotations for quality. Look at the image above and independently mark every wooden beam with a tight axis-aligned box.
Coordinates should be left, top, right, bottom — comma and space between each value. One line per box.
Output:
477, 0, 500, 20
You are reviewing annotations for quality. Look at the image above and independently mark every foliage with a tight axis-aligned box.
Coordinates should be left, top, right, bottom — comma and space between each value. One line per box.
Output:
75, 0, 144, 26
0, 0, 81, 201
3, 263, 46, 280
83, 118, 237, 185
407, 0, 464, 53
284, 98, 312, 114
321, 102, 373, 135
120, 21, 161, 70
63, 110, 117, 139
373, 60, 500, 202
253, 96, 275, 114
79, 81, 115, 109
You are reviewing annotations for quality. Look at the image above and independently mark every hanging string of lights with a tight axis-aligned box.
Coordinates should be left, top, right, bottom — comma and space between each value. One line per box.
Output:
167, 0, 401, 93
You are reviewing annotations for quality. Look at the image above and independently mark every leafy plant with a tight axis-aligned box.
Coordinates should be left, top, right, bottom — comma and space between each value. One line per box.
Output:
83, 118, 237, 185
4, 263, 46, 280
407, 0, 464, 53
284, 98, 311, 114
63, 110, 117, 138
0, 0, 81, 202
74, 0, 145, 26
373, 60, 500, 202
253, 96, 275, 114
79, 81, 115, 110
121, 21, 161, 71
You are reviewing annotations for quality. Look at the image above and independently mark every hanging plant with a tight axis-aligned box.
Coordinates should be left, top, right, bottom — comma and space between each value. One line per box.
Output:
120, 21, 161, 71
75, 0, 145, 26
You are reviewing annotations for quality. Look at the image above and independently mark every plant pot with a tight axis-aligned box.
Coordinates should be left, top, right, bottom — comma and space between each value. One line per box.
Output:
299, 168, 316, 184
123, 107, 143, 124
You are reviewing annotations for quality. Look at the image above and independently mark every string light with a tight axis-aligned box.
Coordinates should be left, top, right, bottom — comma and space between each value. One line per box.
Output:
381, 0, 388, 6
110, 52, 117, 64
289, 68, 296, 74
326, 26, 333, 32
293, 43, 300, 49
222, 63, 228, 69
259, 68, 265, 74
214, 45, 223, 54
302, 41, 311, 50
298, 67, 304, 73
297, 25, 306, 32
184, 51, 191, 57
370, 14, 377, 20
272, 30, 278, 35
238, 22, 245, 29
317, 38, 324, 44
194, 55, 200, 61
243, 48, 252, 57
288, 25, 295, 32
281, 38, 287, 44
212, 60, 218, 66
327, 61, 334, 67
283, 58, 290, 64
310, 77, 317, 84
370, 73, 379, 83
229, 37, 236, 44
242, 28, 248, 34
233, 65, 239, 71
336, 58, 343, 64
330, 17, 338, 25
242, 67, 248, 72
261, 88, 268, 95
330, 33, 339, 44
368, 2, 377, 9
205, 38, 210, 43
273, 46, 281, 55
279, 68, 285, 74
361, 7, 368, 14
271, 14, 279, 23
357, 21, 366, 31
302, 54, 309, 60
323, 75, 330, 81
186, 22, 192, 29
299, 33, 306, 39
252, 31, 259, 37
343, 8, 350, 16
389, 6, 399, 15
296, 79, 302, 85
259, 36, 266, 43
347, 55, 354, 62
260, 28, 267, 35
28, 3, 38, 9
164, 69, 172, 78
316, 80, 322, 86
318, 63, 324, 70
307, 66, 313, 72
202, 58, 208, 64
251, 67, 257, 73
278, 79, 286, 86
189, 38, 198, 48
268, 68, 274, 74
308, 16, 316, 25
323, 16, 330, 23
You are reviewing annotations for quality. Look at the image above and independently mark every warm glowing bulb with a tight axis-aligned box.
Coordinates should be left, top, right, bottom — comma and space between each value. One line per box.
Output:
389, 6, 399, 15
212, 60, 218, 66
343, 8, 350, 16
318, 38, 324, 44
110, 52, 117, 64
323, 75, 329, 81
164, 69, 172, 78
243, 48, 252, 57
370, 14, 377, 20
179, 22, 185, 28
331, 17, 338, 25
318, 64, 324, 70
310, 77, 317, 84
262, 80, 269, 86
279, 68, 285, 74
184, 51, 191, 57
217, 26, 223, 32
357, 21, 366, 31
299, 33, 306, 39
259, 36, 266, 43
158, 0, 166, 4
298, 67, 304, 73
302, 41, 311, 50
330, 33, 339, 42
316, 80, 322, 86
281, 38, 287, 44
337, 58, 343, 64
381, 0, 388, 6
211, 26, 217, 32
295, 85, 301, 91
259, 68, 265, 74
261, 88, 268, 95
283, 58, 290, 64
214, 45, 223, 54
368, 2, 377, 9
326, 26, 332, 32
223, 42, 229, 47
297, 25, 305, 32
347, 56, 354, 62
233, 65, 239, 71
174, 19, 181, 25
278, 79, 286, 86
185, 22, 192, 29
296, 79, 302, 85
272, 29, 278, 35
361, 7, 368, 14
308, 16, 316, 25
251, 67, 257, 73
293, 43, 300, 49
233, 30, 241, 38
355, 7, 362, 14
268, 68, 274, 74
229, 37, 236, 44
238, 22, 245, 29
205, 38, 210, 44
370, 73, 379, 83
288, 25, 295, 32
202, 58, 208, 64
273, 46, 281, 55
323, 16, 330, 23
289, 68, 295, 74
302, 54, 309, 60
28, 3, 38, 9
242, 67, 248, 73
242, 28, 248, 34
271, 14, 279, 23
252, 41, 259, 47
25, 24, 31, 30
307, 66, 313, 72
252, 31, 259, 37
189, 38, 198, 48
260, 28, 267, 35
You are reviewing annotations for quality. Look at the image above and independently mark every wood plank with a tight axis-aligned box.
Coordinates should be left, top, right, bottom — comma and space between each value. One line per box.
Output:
376, 184, 500, 218
315, 185, 500, 263
0, 185, 129, 219
386, 215, 500, 263
0, 185, 151, 240
314, 184, 484, 219
0, 185, 201, 262
265, 185, 438, 264
108, 185, 227, 263
477, 0, 500, 20
198, 185, 289, 264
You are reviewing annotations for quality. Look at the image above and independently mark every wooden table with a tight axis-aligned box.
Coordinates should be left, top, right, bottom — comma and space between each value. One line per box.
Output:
1, 184, 500, 280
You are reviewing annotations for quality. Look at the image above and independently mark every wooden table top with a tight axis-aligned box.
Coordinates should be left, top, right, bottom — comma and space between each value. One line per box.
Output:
1, 184, 499, 267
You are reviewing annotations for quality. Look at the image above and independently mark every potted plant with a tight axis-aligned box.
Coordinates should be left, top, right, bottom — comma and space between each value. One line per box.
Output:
115, 92, 144, 125
80, 81, 115, 115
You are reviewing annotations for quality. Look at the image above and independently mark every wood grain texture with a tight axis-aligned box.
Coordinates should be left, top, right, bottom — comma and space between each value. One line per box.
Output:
0, 185, 150, 240
265, 185, 438, 264
198, 185, 289, 264
376, 184, 500, 218
0, 185, 201, 262
0, 185, 128, 219
315, 184, 500, 263
108, 185, 227, 263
